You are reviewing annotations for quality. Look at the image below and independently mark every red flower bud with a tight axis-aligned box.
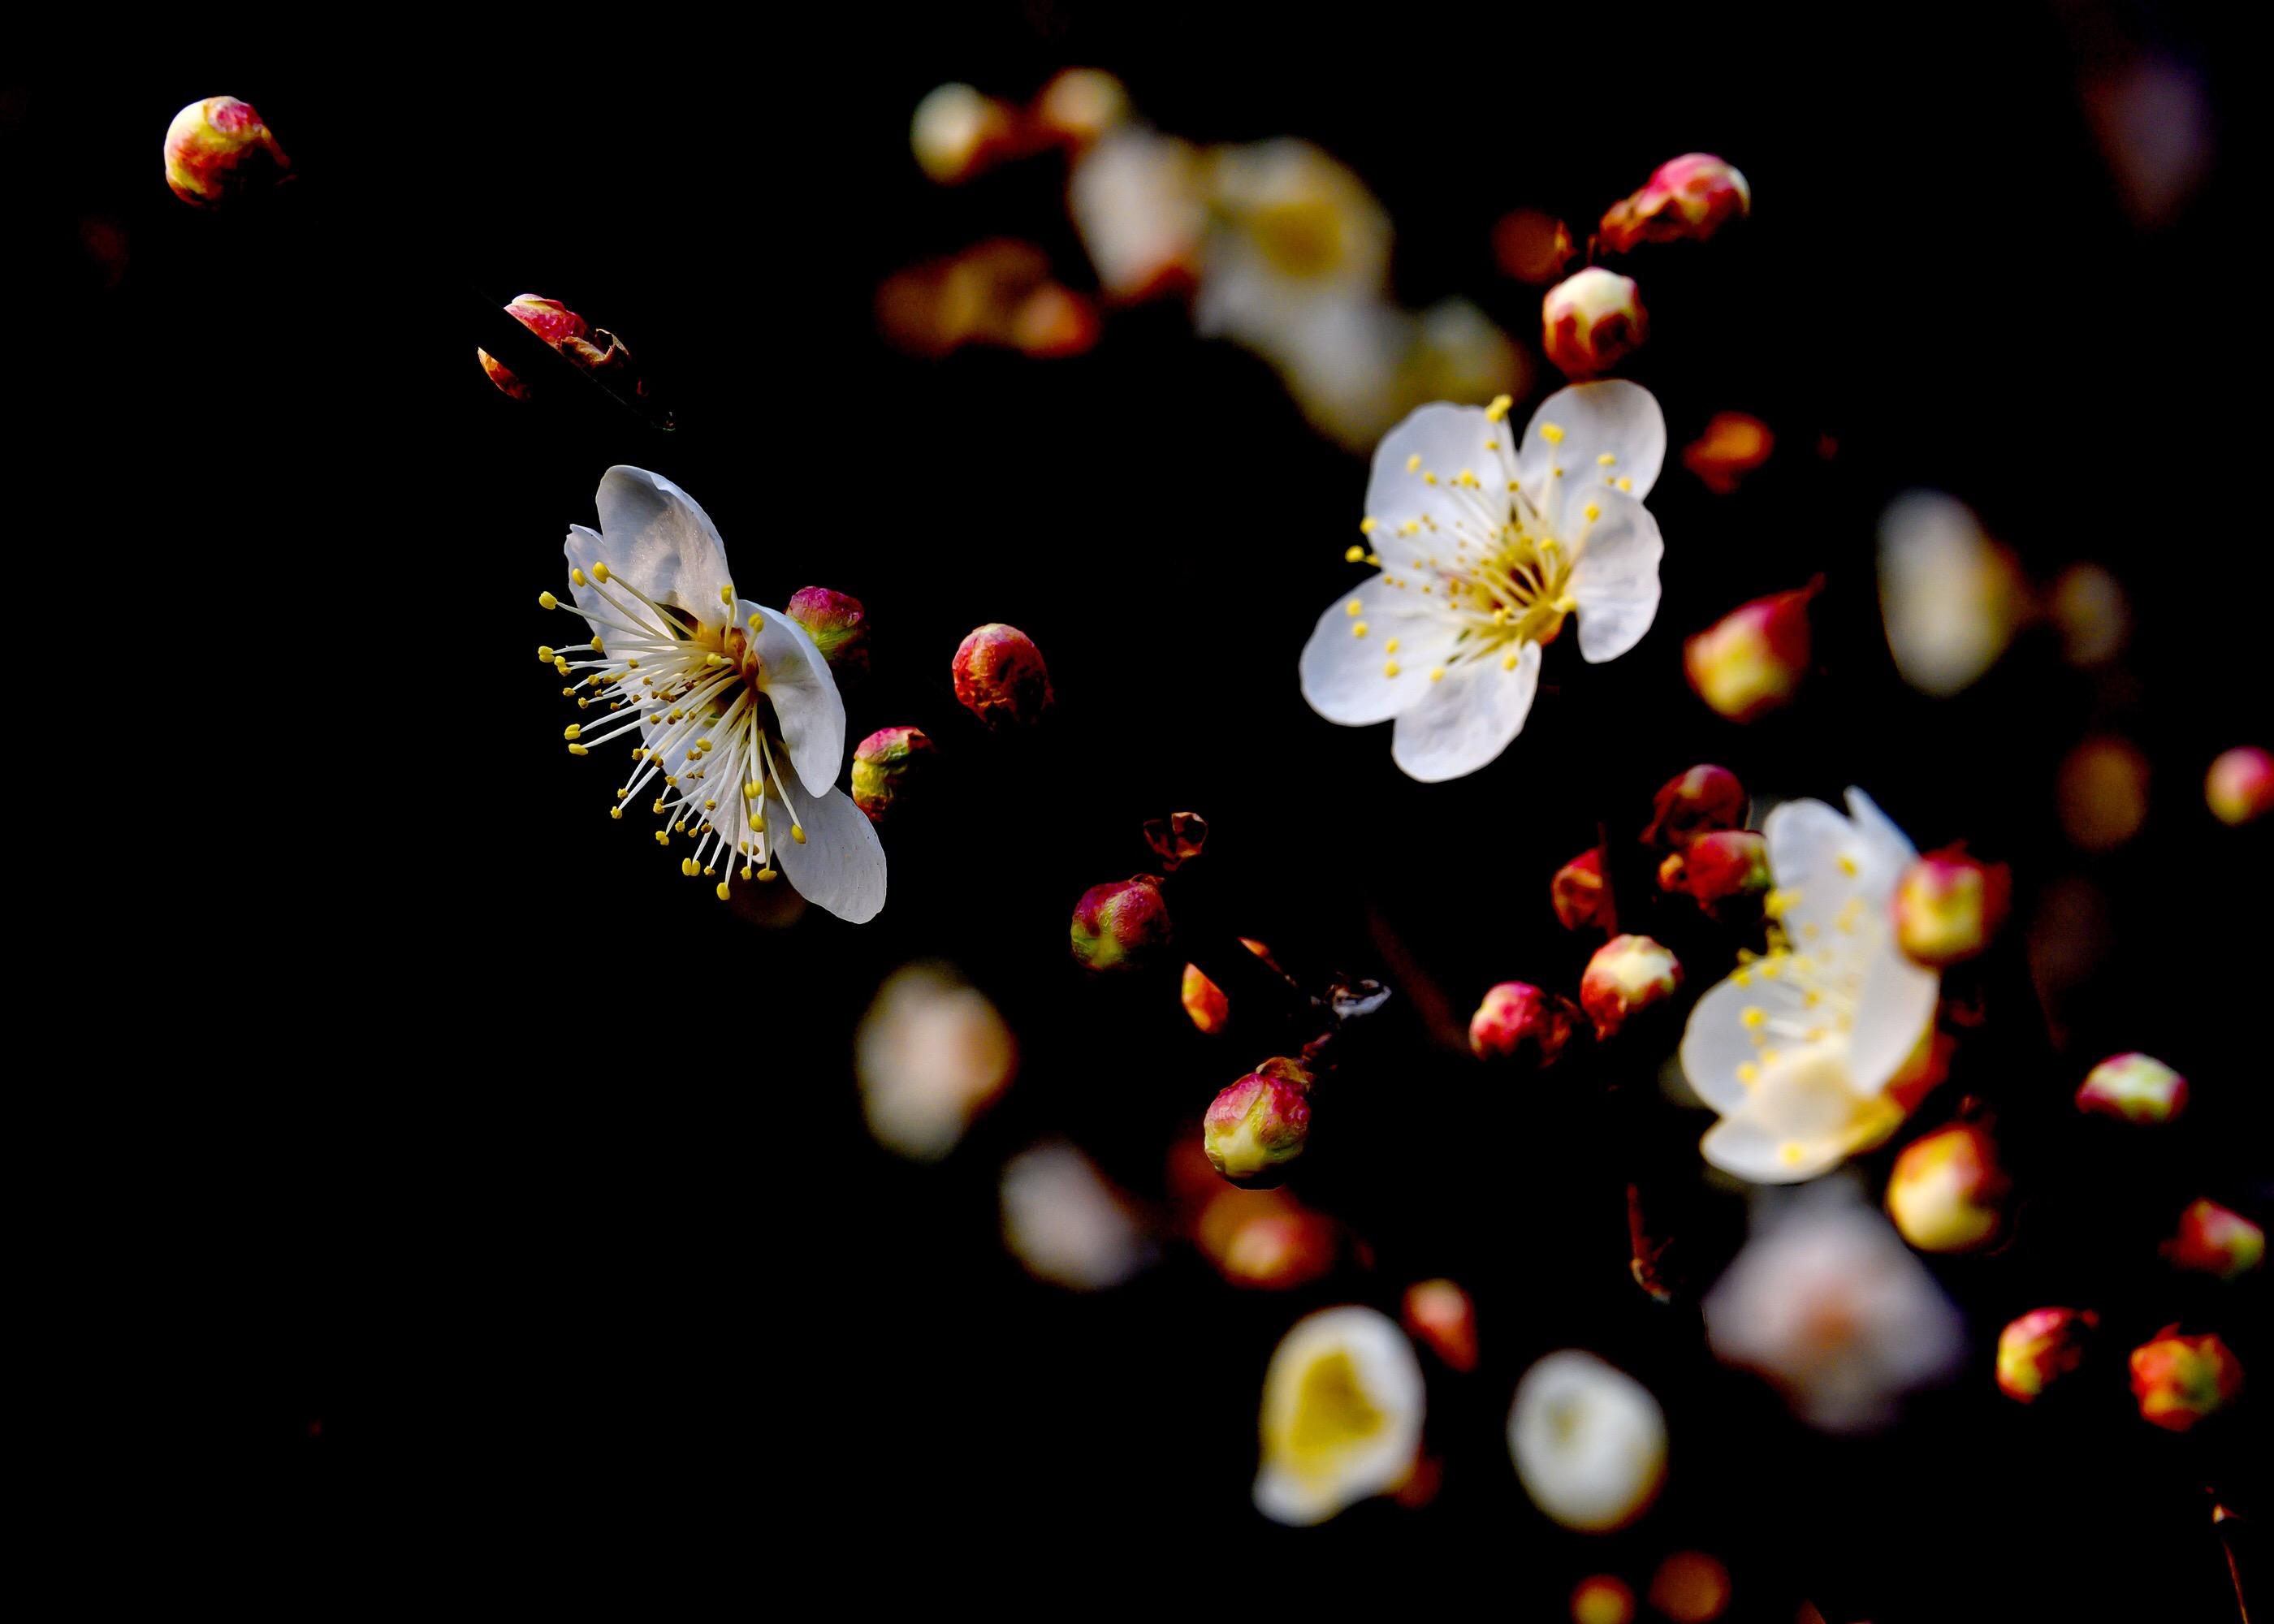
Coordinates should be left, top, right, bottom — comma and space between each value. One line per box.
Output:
1658, 830, 1770, 910
2166, 1199, 2265, 1281
1580, 935, 1682, 1039
1892, 848, 2011, 969
850, 726, 936, 823
786, 586, 871, 679
1684, 585, 1817, 722
2074, 1052, 2188, 1125
1599, 153, 1751, 253
2206, 745, 2272, 827
1403, 1279, 1480, 1372
1542, 267, 1648, 377
477, 294, 590, 400
1203, 1058, 1314, 1186
163, 96, 291, 207
1996, 1307, 2096, 1403
2129, 1328, 2244, 1432
1551, 847, 1618, 933
1681, 412, 1775, 495
1886, 1121, 2008, 1254
1644, 765, 1749, 850
1468, 982, 1580, 1068
1069, 875, 1172, 972
953, 623, 1054, 728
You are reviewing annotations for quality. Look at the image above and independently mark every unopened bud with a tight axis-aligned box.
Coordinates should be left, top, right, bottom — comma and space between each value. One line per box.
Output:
1551, 847, 1617, 933
1892, 848, 2011, 968
1402, 1279, 1480, 1372
163, 96, 291, 207
478, 294, 594, 400
1580, 935, 1682, 1039
1491, 208, 1576, 284
1996, 1307, 2097, 1403
1031, 68, 1129, 148
1645, 764, 1749, 850
1598, 153, 1751, 253
1181, 938, 1269, 1034
1468, 981, 1579, 1068
2206, 745, 2272, 826
1681, 412, 1775, 495
1886, 1121, 2008, 1253
2165, 1199, 2265, 1281
1684, 584, 1816, 722
1070, 875, 1171, 972
1571, 1576, 1637, 1624
850, 726, 937, 823
2129, 1328, 2244, 1432
910, 83, 1018, 184
953, 622, 1054, 728
785, 586, 871, 679
2075, 1052, 2188, 1125
1542, 266, 1648, 377
1204, 1058, 1313, 1186
1658, 830, 1770, 910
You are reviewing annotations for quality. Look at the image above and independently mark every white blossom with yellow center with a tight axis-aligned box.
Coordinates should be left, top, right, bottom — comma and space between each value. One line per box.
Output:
1680, 789, 1938, 1182
1254, 1306, 1425, 1527
1299, 382, 1668, 780
538, 467, 885, 922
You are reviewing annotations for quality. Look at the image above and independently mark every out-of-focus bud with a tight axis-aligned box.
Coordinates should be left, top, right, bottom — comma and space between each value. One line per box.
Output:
2056, 735, 2150, 851
1006, 282, 1102, 358
856, 961, 1017, 1160
1542, 267, 1648, 378
953, 622, 1054, 728
2049, 562, 2130, 667
1886, 1122, 2008, 1254
1658, 830, 1770, 910
1878, 491, 2030, 698
2207, 745, 2273, 827
1599, 153, 1751, 253
1570, 1576, 1636, 1624
1647, 1553, 1734, 1624
478, 294, 591, 400
1403, 1279, 1480, 1372
1892, 848, 2011, 969
2075, 1052, 2188, 1125
910, 82, 1018, 184
1204, 1057, 1314, 1186
1069, 875, 1171, 972
1070, 127, 1204, 303
1492, 208, 1576, 284
1195, 1186, 1338, 1289
850, 726, 936, 823
1000, 1141, 1153, 1290
1552, 847, 1618, 933
2129, 1328, 2244, 1432
2166, 1199, 2265, 1281
1681, 412, 1775, 495
1995, 1307, 2097, 1402
163, 96, 291, 207
1031, 68, 1129, 148
1509, 1350, 1667, 1532
1180, 937, 1270, 1033
1684, 584, 1816, 722
1645, 765, 1749, 851
785, 586, 870, 679
1254, 1306, 1427, 1526
1468, 981, 1580, 1068
1580, 935, 1683, 1039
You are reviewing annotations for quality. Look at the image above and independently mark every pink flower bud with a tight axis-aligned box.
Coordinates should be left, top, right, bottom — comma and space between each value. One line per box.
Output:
2129, 1328, 2244, 1432
850, 726, 937, 823
2166, 1199, 2265, 1281
1542, 267, 1648, 377
1996, 1307, 2097, 1403
162, 96, 292, 207
1892, 848, 2011, 968
953, 622, 1054, 728
1468, 981, 1580, 1067
1203, 1058, 1314, 1186
2206, 745, 2273, 826
1886, 1122, 2008, 1253
1658, 830, 1770, 910
1580, 935, 1683, 1039
1403, 1279, 1480, 1372
1181, 938, 1270, 1034
1599, 153, 1752, 253
1644, 765, 1749, 850
1031, 68, 1129, 148
2075, 1052, 2189, 1125
477, 294, 593, 400
1681, 412, 1775, 495
1069, 875, 1171, 972
1551, 847, 1618, 933
1684, 584, 1817, 722
785, 586, 871, 679
910, 83, 1019, 184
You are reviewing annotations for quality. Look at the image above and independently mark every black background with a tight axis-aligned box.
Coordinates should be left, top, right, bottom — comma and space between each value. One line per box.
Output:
32, 6, 2268, 1613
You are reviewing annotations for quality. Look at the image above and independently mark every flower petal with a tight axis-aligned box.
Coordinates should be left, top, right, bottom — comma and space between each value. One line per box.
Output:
1701, 1043, 1901, 1185
1702, 1113, 1849, 1185
1846, 942, 1939, 1096
1362, 403, 1510, 538
1299, 574, 1459, 725
1762, 797, 1870, 949
770, 778, 887, 924
1564, 487, 1664, 663
1388, 640, 1541, 782
1517, 381, 1667, 509
591, 466, 735, 623
1682, 970, 1801, 1112
747, 603, 847, 796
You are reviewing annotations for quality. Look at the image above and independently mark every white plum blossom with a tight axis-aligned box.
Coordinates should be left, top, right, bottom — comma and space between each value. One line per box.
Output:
540, 467, 885, 921
1680, 789, 1939, 1184
1876, 490, 2029, 697
999, 1142, 1154, 1291
1507, 1350, 1667, 1532
1254, 1306, 1425, 1527
855, 962, 1016, 1160
1300, 382, 1668, 780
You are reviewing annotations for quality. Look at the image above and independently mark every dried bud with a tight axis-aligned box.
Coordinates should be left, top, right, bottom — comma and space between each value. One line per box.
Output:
1658, 830, 1770, 909
1551, 847, 1618, 933
1143, 810, 1210, 870
952, 623, 1054, 728
1468, 982, 1579, 1068
850, 726, 936, 823
1892, 848, 2011, 968
478, 294, 594, 400
1204, 1058, 1314, 1186
1491, 208, 1576, 284
785, 586, 871, 679
1542, 266, 1648, 377
2075, 1052, 2189, 1125
1599, 153, 1752, 253
1580, 935, 1683, 1039
1402, 1279, 1480, 1372
1069, 875, 1172, 972
163, 96, 291, 207
1684, 584, 1816, 722
1995, 1307, 2096, 1402
1682, 412, 1775, 495
2166, 1199, 2265, 1281
1885, 1122, 2007, 1254
1181, 938, 1269, 1034
1645, 765, 1749, 850
910, 82, 1018, 184
2129, 1328, 2244, 1432
2206, 745, 2272, 826
1031, 68, 1129, 148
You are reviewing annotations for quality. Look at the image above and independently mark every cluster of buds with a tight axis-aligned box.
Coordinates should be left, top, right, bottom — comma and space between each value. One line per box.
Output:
1402, 1280, 1480, 1372
786, 586, 871, 679
1468, 981, 1580, 1069
1551, 847, 1617, 933
1069, 875, 1173, 972
163, 96, 292, 207
2165, 1199, 2265, 1281
851, 726, 937, 823
1892, 848, 2011, 968
1885, 1121, 2008, 1253
1995, 1307, 2096, 1403
1542, 266, 1648, 378
2129, 1328, 2244, 1432
953, 623, 1055, 728
1598, 153, 1752, 253
2205, 745, 2272, 826
1685, 582, 1818, 722
2074, 1052, 2188, 1125
1203, 1057, 1314, 1186
1580, 935, 1684, 1039
1681, 412, 1775, 495
910, 70, 1131, 184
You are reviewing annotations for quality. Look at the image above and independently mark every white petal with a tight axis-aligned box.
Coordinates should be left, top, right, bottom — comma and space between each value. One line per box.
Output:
1681, 972, 1786, 1112
590, 466, 735, 623
1841, 788, 1921, 879
1517, 381, 1667, 509
747, 603, 847, 796
1702, 1113, 1848, 1184
1361, 403, 1509, 538
1846, 943, 1939, 1095
771, 780, 887, 923
1762, 797, 1868, 948
1564, 487, 1665, 663
1389, 641, 1541, 782
1299, 574, 1458, 725
1255, 1307, 1424, 1527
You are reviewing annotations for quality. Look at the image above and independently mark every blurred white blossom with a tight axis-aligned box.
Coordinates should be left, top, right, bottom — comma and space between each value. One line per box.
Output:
999, 1142, 1153, 1290
1255, 1307, 1425, 1526
1508, 1350, 1667, 1531
856, 963, 1016, 1160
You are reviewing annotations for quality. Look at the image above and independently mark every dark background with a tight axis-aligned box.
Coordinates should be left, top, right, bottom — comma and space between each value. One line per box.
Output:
32, 5, 2266, 1613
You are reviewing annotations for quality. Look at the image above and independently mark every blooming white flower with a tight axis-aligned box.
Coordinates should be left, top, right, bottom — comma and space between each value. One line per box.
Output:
1702, 1179, 1965, 1434
856, 962, 1016, 1160
1068, 125, 1205, 302
1299, 382, 1668, 780
1254, 1306, 1425, 1527
540, 467, 885, 921
1194, 140, 1391, 357
1507, 1350, 1667, 1532
999, 1142, 1153, 1291
1680, 788, 1939, 1183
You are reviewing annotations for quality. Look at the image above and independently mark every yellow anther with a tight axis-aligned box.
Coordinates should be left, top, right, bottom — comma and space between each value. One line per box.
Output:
1742, 1007, 1766, 1030
563, 724, 581, 741
1763, 888, 1800, 920
715, 881, 732, 901
570, 568, 586, 587
758, 866, 778, 881
537, 646, 556, 662
1385, 637, 1401, 654
681, 857, 697, 877
1360, 517, 1379, 535
538, 591, 559, 611
566, 744, 588, 757
1616, 476, 1632, 492
1732, 965, 1753, 987
625, 659, 639, 668
1405, 452, 1422, 473
791, 824, 807, 845
1541, 422, 1565, 444
1736, 1063, 1759, 1086
1428, 667, 1446, 683
1757, 957, 1783, 979
1345, 544, 1366, 563
1837, 853, 1859, 877
721, 584, 735, 606
1779, 1141, 1805, 1166
609, 806, 623, 820
752, 810, 765, 831
655, 831, 670, 846
1422, 471, 1437, 486
591, 561, 611, 583
1502, 653, 1518, 671
1346, 598, 1364, 617
590, 637, 603, 650
1583, 502, 1602, 523
743, 781, 760, 799
1351, 621, 1368, 638
1383, 661, 1402, 678
703, 797, 717, 810
1485, 393, 1513, 422
740, 866, 753, 880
